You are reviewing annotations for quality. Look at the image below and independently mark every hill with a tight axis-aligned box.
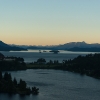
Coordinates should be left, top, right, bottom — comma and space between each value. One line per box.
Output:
67, 47, 100, 52
54, 41, 100, 50
0, 41, 27, 51
9, 41, 100, 52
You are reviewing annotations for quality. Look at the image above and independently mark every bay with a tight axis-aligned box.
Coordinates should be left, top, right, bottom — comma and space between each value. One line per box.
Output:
0, 50, 98, 63
0, 69, 100, 100
0, 50, 100, 100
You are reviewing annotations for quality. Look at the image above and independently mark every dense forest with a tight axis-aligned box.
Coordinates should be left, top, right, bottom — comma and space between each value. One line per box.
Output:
0, 72, 39, 95
0, 53, 26, 71
1, 52, 100, 79
28, 53, 100, 79
61, 53, 100, 78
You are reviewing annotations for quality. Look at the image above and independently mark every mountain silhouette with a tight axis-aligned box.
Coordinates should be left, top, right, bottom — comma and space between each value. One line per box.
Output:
55, 41, 100, 49
6, 41, 100, 52
0, 41, 27, 51
67, 47, 100, 52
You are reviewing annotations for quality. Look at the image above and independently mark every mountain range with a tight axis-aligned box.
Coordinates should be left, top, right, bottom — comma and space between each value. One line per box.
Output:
1, 40, 100, 52
53, 41, 100, 49
0, 41, 27, 51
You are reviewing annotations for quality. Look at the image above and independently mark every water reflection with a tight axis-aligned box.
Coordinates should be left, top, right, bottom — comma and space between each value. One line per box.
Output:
27, 81, 54, 86
0, 69, 100, 100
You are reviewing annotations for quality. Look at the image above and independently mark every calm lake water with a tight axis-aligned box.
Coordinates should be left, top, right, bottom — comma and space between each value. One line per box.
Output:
0, 50, 98, 63
0, 50, 100, 100
0, 69, 100, 100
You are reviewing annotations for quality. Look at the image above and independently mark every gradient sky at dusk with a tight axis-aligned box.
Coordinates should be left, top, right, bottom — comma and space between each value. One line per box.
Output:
0, 0, 100, 45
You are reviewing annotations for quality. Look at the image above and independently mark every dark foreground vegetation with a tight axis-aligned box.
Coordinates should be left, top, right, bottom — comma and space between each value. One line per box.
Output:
1, 52, 100, 79
0, 72, 39, 95
27, 54, 100, 79
0, 53, 26, 71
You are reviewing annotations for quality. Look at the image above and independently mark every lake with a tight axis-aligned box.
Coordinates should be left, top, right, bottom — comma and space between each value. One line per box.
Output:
0, 50, 100, 100
0, 50, 98, 63
0, 69, 100, 100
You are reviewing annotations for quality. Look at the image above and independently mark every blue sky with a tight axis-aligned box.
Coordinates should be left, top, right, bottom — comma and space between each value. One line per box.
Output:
0, 0, 100, 45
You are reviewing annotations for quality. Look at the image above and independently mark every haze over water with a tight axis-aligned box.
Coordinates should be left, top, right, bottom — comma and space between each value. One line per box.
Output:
1, 50, 98, 63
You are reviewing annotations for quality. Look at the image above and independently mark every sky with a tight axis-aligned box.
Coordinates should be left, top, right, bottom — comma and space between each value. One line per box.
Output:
0, 0, 100, 45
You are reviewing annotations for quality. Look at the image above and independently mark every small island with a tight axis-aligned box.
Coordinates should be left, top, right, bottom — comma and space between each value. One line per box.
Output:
0, 71, 39, 95
49, 50, 59, 54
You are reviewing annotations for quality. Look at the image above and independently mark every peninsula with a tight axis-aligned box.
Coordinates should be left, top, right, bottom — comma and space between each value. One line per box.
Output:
0, 72, 39, 95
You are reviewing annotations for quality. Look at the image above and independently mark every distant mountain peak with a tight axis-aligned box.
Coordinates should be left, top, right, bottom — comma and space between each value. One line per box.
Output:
0, 41, 27, 51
